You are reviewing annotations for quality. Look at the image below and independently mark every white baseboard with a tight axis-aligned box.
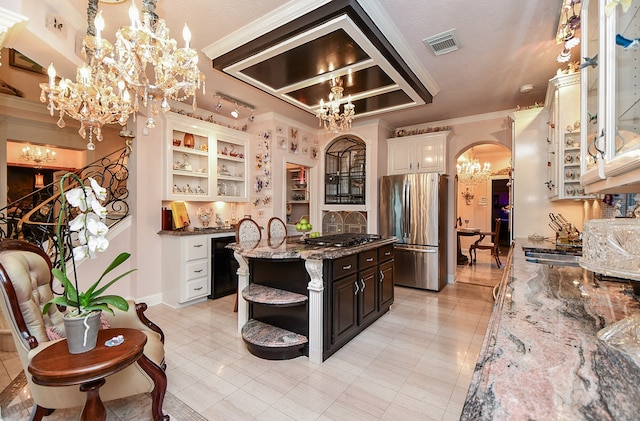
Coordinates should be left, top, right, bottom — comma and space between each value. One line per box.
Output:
134, 293, 163, 307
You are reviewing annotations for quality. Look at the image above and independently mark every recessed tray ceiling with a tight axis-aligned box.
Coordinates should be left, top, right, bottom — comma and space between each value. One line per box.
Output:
212, 0, 433, 119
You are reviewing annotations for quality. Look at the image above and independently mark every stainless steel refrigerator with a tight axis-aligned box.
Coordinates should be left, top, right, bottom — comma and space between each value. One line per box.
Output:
380, 173, 448, 291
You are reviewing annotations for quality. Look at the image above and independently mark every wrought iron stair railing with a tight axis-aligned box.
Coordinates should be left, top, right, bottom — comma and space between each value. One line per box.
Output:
1, 147, 131, 269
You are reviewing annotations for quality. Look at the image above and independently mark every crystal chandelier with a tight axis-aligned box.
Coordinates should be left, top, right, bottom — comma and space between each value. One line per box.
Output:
98, 0, 205, 129
316, 77, 355, 133
39, 0, 204, 149
39, 1, 136, 150
457, 159, 491, 186
21, 146, 57, 164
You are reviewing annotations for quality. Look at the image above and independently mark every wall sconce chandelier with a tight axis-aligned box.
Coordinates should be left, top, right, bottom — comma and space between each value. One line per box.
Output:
457, 158, 491, 186
316, 76, 355, 133
461, 187, 475, 206
39, 0, 204, 149
21, 146, 57, 165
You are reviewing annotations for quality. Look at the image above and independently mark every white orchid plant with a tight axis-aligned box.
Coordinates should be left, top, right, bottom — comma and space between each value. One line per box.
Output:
43, 173, 133, 317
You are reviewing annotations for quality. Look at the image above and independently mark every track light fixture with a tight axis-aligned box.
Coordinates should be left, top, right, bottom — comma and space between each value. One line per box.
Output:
214, 92, 254, 120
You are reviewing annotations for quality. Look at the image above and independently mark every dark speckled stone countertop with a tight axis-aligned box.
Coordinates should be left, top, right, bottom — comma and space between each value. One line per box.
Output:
228, 236, 397, 260
462, 238, 640, 420
157, 227, 236, 236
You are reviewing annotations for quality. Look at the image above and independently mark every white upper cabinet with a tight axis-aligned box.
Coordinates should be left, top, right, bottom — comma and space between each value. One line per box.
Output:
581, 0, 640, 193
545, 73, 594, 200
164, 113, 214, 201
387, 131, 449, 175
163, 113, 249, 201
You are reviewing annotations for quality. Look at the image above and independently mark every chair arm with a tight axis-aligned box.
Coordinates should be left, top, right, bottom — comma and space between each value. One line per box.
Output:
102, 300, 165, 343
27, 338, 65, 361
135, 302, 165, 344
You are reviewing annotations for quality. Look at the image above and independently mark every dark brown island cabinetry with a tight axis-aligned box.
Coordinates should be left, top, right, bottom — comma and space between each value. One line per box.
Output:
323, 244, 394, 359
231, 237, 397, 363
242, 259, 310, 360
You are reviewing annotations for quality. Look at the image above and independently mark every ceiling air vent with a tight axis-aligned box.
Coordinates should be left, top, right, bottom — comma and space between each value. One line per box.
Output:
423, 29, 460, 56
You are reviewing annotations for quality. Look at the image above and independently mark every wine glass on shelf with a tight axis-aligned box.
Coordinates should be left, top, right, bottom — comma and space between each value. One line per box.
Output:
464, 219, 470, 229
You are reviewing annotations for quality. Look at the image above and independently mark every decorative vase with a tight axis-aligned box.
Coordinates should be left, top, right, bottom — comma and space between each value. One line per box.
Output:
183, 133, 195, 149
63, 311, 101, 354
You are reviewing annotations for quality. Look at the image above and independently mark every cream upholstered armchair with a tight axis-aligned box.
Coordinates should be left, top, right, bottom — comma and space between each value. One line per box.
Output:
0, 239, 168, 421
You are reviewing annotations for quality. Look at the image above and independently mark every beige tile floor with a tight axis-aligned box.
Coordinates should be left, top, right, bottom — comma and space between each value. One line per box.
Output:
0, 253, 498, 421
455, 247, 508, 288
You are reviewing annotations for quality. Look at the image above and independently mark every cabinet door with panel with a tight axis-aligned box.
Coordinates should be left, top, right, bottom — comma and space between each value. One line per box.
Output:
331, 274, 359, 345
388, 139, 414, 174
358, 249, 379, 325
416, 136, 446, 173
379, 260, 394, 310
358, 267, 378, 325
378, 244, 394, 311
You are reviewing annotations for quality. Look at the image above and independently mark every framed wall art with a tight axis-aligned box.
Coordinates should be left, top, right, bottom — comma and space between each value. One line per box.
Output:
9, 49, 47, 75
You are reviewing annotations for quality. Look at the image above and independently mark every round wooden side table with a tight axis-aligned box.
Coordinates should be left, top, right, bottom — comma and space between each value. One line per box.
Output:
28, 327, 147, 421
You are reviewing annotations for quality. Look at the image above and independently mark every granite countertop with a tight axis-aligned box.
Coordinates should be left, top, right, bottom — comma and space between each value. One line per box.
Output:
158, 227, 236, 236
228, 236, 397, 261
462, 238, 640, 420
520, 236, 582, 255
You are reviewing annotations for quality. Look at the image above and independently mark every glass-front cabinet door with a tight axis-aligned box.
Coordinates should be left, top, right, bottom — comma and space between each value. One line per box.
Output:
581, 0, 640, 192
610, 2, 640, 162
580, 0, 602, 178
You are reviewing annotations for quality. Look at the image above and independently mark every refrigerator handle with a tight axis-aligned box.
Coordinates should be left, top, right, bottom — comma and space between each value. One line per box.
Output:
402, 179, 408, 238
405, 179, 411, 238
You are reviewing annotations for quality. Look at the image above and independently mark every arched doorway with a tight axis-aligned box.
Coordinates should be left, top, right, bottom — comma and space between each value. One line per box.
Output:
455, 143, 511, 280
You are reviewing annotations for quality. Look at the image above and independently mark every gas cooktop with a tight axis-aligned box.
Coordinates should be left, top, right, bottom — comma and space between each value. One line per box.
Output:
303, 233, 382, 247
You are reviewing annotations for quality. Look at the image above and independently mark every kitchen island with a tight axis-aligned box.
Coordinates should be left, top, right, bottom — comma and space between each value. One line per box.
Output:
462, 239, 640, 419
229, 235, 396, 363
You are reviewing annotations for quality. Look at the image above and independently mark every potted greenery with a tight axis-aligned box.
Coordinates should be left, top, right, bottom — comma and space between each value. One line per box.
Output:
42, 173, 134, 353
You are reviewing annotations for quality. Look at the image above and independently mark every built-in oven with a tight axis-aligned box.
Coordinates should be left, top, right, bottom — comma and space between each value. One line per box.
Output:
209, 235, 239, 299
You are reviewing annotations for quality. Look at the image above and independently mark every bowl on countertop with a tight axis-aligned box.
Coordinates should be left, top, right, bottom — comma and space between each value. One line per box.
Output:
580, 219, 640, 280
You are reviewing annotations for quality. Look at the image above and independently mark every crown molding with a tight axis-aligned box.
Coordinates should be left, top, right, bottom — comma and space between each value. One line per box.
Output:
202, 0, 330, 59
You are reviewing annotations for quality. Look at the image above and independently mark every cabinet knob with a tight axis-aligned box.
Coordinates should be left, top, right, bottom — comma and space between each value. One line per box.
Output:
366, 257, 374, 262
360, 279, 366, 291
384, 251, 391, 256
379, 271, 384, 282
194, 286, 203, 291
342, 264, 352, 270
194, 244, 203, 248
354, 281, 359, 295
194, 269, 203, 273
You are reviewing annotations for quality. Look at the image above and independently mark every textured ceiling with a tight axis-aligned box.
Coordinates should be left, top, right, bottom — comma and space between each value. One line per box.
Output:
16, 0, 571, 129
